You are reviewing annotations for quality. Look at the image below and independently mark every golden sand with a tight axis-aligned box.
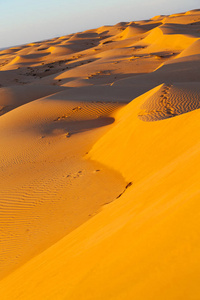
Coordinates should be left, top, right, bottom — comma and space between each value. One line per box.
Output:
0, 9, 200, 299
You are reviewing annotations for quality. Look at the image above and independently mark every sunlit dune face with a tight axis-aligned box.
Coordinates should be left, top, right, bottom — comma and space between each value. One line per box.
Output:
138, 83, 200, 121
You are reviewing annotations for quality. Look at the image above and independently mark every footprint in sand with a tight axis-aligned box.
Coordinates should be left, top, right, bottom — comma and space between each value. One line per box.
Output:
92, 169, 101, 173
66, 132, 71, 138
72, 106, 82, 112
54, 116, 61, 121
70, 170, 84, 179
54, 115, 69, 122
138, 84, 200, 121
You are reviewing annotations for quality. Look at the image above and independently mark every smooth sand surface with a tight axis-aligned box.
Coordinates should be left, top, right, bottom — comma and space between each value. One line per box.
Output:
0, 9, 200, 299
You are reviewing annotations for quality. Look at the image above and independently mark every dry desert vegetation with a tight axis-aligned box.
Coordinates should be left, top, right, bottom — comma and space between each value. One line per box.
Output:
0, 8, 200, 299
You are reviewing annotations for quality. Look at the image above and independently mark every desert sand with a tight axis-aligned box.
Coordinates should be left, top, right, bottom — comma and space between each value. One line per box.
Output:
0, 8, 200, 299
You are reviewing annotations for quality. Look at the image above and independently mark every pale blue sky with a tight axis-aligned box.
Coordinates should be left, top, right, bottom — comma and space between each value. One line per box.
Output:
0, 0, 199, 48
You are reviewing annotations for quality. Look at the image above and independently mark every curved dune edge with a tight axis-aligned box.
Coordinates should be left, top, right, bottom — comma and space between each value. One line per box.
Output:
177, 39, 200, 58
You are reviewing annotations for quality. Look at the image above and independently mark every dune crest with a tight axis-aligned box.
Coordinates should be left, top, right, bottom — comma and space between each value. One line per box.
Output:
138, 82, 200, 121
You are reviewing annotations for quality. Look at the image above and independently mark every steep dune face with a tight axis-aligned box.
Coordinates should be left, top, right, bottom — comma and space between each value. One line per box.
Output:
89, 83, 200, 181
1, 8, 200, 300
177, 39, 200, 58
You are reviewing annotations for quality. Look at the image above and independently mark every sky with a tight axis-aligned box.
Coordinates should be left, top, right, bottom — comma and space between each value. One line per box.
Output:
0, 0, 199, 49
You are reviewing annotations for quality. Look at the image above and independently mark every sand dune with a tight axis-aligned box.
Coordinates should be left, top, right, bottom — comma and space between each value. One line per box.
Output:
0, 8, 200, 299
177, 39, 200, 58
0, 84, 65, 115
138, 82, 200, 121
0, 94, 125, 278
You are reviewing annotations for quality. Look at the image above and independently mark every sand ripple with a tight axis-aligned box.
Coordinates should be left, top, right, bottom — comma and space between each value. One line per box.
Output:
138, 83, 200, 121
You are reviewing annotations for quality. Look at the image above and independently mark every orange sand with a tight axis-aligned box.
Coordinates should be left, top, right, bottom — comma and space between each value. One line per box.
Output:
0, 8, 200, 299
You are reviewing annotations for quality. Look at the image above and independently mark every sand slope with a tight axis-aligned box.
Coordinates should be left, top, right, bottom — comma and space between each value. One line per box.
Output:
0, 95, 125, 278
0, 8, 200, 300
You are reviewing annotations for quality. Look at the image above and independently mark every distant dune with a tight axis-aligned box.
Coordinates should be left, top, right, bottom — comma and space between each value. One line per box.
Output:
0, 9, 200, 300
